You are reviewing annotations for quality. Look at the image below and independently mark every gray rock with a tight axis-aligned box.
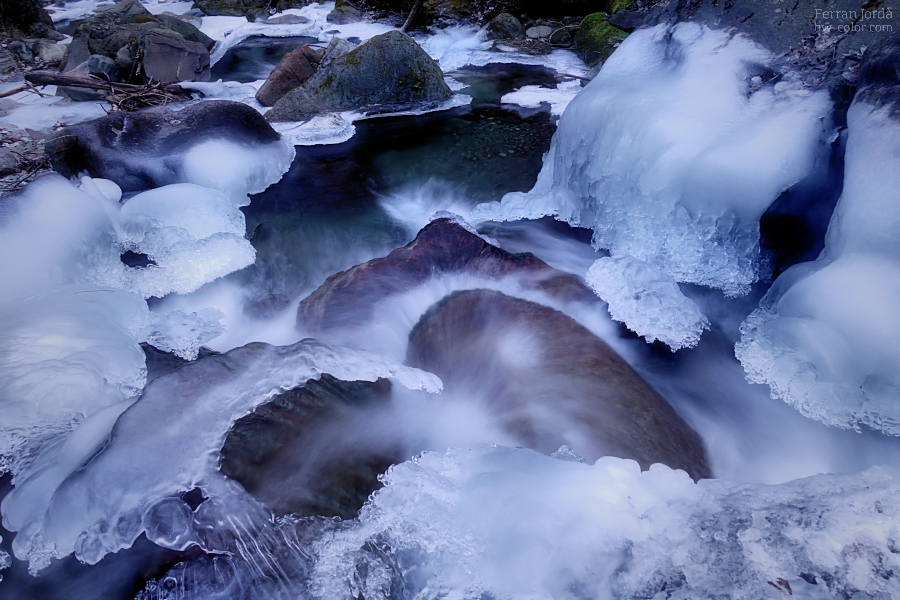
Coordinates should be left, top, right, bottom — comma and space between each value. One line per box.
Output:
266, 31, 451, 122
255, 44, 324, 107
856, 30, 900, 118
88, 53, 119, 81
139, 32, 210, 83
31, 39, 68, 64
407, 289, 712, 481
0, 148, 18, 176
93, 0, 150, 14
245, 7, 269, 21
263, 13, 310, 24
46, 100, 281, 192
319, 36, 354, 69
0, 48, 19, 82
490, 38, 552, 55
58, 59, 108, 100
485, 12, 525, 41
8, 40, 34, 62
525, 25, 553, 39
326, 3, 363, 24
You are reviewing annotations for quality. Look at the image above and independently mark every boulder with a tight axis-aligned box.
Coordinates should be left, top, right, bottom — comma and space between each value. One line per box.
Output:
0, 48, 18, 82
265, 31, 451, 122
407, 289, 712, 480
87, 53, 118, 81
62, 0, 213, 84
220, 374, 398, 519
485, 13, 526, 40
8, 40, 33, 62
856, 30, 900, 115
318, 36, 354, 69
296, 218, 596, 332
31, 40, 68, 64
573, 12, 628, 67
490, 37, 552, 55
326, 2, 363, 24
45, 100, 281, 192
254, 44, 324, 107
526, 24, 553, 39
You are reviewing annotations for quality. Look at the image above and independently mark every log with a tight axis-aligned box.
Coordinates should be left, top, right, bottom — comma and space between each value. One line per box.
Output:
24, 71, 186, 94
400, 0, 423, 32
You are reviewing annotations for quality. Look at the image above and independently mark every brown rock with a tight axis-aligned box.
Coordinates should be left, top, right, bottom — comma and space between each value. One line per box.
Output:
407, 289, 712, 480
140, 32, 211, 83
254, 44, 324, 107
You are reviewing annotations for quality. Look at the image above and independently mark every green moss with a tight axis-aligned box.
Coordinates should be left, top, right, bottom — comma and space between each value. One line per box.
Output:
129, 14, 161, 24
610, 0, 635, 14
575, 12, 629, 66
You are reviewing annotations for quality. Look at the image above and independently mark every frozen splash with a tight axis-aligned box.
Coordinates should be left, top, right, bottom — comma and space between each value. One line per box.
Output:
141, 446, 900, 600
473, 23, 832, 296
586, 256, 709, 350
737, 100, 900, 436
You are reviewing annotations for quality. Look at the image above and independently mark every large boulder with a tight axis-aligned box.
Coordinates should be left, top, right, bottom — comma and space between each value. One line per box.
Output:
220, 374, 399, 519
485, 12, 526, 40
254, 44, 325, 107
573, 12, 628, 67
407, 289, 712, 480
62, 0, 214, 84
296, 218, 596, 332
45, 100, 281, 192
265, 30, 452, 122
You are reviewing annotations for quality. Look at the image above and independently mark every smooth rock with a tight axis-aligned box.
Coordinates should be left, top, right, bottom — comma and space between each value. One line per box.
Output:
46, 100, 281, 192
296, 218, 595, 332
263, 13, 309, 23
266, 31, 451, 122
139, 32, 210, 83
490, 38, 552, 55
88, 53, 118, 81
486, 12, 525, 40
255, 44, 324, 107
407, 289, 712, 481
526, 25, 553, 39
220, 374, 397, 519
32, 40, 68, 64
318, 36, 354, 68
326, 3, 363, 24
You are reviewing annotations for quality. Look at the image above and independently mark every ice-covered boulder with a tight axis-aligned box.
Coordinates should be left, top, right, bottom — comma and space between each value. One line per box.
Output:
736, 33, 900, 436
474, 23, 832, 296
407, 289, 711, 480
45, 101, 294, 199
296, 218, 595, 332
254, 44, 324, 107
265, 31, 452, 122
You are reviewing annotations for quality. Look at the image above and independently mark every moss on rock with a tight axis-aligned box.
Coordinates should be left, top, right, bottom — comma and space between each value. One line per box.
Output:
574, 12, 628, 67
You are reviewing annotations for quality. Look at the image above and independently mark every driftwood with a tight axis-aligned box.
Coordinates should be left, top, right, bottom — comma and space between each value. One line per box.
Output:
400, 0, 423, 32
25, 71, 187, 94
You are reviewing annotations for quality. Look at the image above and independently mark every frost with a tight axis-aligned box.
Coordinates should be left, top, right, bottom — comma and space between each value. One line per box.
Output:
587, 256, 709, 350
141, 448, 900, 600
473, 23, 832, 296
7, 339, 440, 570
737, 101, 900, 435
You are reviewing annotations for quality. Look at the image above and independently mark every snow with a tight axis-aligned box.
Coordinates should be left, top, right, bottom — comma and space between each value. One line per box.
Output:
587, 255, 709, 350
736, 100, 900, 436
472, 23, 832, 297
500, 79, 583, 116
139, 447, 900, 600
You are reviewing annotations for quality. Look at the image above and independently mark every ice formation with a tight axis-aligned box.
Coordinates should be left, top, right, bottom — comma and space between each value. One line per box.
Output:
737, 100, 900, 435
139, 446, 900, 600
4, 339, 439, 571
587, 256, 709, 350
142, 309, 225, 361
473, 23, 832, 296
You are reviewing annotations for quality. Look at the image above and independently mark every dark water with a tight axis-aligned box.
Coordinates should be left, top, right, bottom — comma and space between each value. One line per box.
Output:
449, 63, 561, 104
209, 35, 320, 83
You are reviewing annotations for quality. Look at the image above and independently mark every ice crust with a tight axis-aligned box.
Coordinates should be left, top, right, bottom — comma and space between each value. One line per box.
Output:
736, 101, 900, 435
472, 23, 831, 296
140, 447, 900, 600
8, 340, 439, 571
587, 256, 709, 350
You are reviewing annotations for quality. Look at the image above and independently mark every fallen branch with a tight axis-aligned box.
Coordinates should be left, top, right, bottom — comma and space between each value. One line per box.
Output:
0, 84, 29, 99
400, 0, 423, 32
24, 71, 186, 95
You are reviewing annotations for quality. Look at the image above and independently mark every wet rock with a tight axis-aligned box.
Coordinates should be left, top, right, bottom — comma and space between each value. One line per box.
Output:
245, 7, 269, 21
0, 148, 18, 176
855, 30, 900, 117
407, 289, 712, 480
574, 12, 628, 67
264, 13, 310, 24
8, 40, 34, 62
140, 32, 210, 83
526, 24, 552, 39
296, 218, 595, 332
32, 39, 68, 64
486, 12, 525, 40
220, 374, 398, 519
45, 100, 281, 192
255, 44, 324, 107
318, 36, 354, 68
266, 31, 451, 122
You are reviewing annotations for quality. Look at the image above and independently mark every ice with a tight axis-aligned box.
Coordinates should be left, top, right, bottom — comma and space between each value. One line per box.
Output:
736, 100, 900, 435
142, 447, 900, 600
0, 542, 8, 582
7, 339, 439, 570
500, 79, 583, 116
473, 23, 832, 297
142, 308, 225, 360
178, 138, 295, 201
587, 255, 709, 350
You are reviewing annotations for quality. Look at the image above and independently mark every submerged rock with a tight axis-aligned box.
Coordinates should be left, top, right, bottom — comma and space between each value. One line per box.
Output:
45, 100, 281, 192
296, 218, 595, 331
265, 30, 451, 122
407, 289, 712, 480
255, 44, 324, 107
220, 374, 398, 519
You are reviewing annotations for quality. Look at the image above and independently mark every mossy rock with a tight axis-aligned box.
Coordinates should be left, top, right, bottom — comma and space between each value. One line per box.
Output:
609, 0, 635, 13
574, 11, 628, 67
